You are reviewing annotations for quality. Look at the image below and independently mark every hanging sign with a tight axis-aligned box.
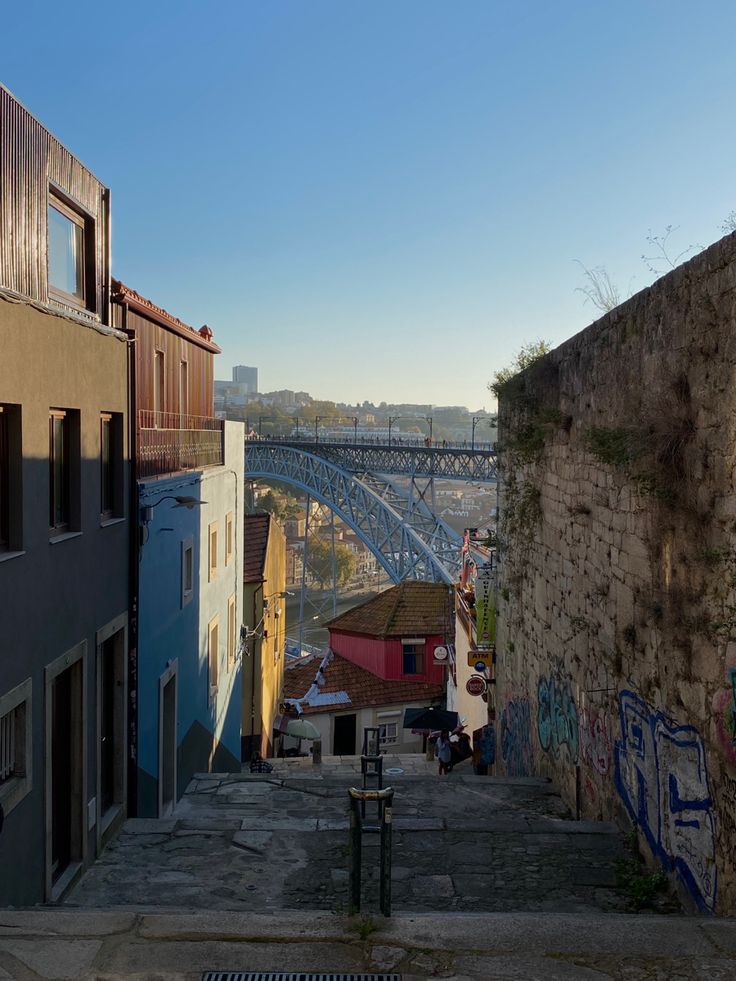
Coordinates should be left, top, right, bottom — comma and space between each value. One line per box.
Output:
468, 649, 494, 668
474, 561, 496, 651
466, 675, 486, 697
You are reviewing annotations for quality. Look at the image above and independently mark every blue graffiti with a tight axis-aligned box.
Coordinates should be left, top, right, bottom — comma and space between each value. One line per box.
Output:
500, 698, 533, 776
614, 690, 717, 913
478, 724, 496, 766
537, 675, 579, 762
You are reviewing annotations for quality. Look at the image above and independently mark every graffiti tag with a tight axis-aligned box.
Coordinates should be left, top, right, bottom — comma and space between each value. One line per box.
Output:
614, 690, 717, 913
537, 675, 579, 762
578, 708, 611, 775
500, 698, 533, 777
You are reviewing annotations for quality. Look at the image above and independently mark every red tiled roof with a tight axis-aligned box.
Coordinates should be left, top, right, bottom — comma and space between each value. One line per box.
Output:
325, 581, 453, 638
284, 651, 444, 715
243, 512, 271, 582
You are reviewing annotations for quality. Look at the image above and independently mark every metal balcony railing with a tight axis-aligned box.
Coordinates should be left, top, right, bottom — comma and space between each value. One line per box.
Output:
138, 410, 224, 478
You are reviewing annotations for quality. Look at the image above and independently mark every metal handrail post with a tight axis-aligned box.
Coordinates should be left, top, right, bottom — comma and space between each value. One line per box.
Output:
379, 792, 394, 916
348, 795, 362, 914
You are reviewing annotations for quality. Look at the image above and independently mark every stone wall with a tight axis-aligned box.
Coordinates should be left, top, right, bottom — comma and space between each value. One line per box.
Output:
495, 232, 736, 915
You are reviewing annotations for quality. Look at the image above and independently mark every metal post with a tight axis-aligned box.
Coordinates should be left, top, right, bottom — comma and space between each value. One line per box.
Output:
298, 494, 311, 654
330, 509, 337, 617
380, 797, 393, 916
472, 416, 480, 451
315, 416, 321, 442
295, 416, 299, 439
353, 416, 358, 444
258, 415, 264, 437
348, 797, 362, 914
425, 415, 433, 444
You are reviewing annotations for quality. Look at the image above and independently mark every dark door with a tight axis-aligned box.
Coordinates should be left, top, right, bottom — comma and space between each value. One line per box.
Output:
100, 637, 116, 814
160, 674, 177, 816
51, 667, 73, 883
333, 713, 356, 755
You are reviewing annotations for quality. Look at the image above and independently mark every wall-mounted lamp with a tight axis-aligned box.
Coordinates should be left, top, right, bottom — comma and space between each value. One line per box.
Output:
140, 495, 208, 546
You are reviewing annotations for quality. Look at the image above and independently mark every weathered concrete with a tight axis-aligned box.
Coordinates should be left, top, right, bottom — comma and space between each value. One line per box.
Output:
66, 761, 648, 916
495, 232, 736, 915
0, 909, 734, 980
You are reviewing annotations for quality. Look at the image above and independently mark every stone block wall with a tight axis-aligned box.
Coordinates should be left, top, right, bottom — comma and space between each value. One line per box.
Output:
495, 232, 736, 915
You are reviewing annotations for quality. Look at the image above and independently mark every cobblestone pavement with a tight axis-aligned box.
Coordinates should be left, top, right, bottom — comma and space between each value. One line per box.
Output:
66, 756, 655, 916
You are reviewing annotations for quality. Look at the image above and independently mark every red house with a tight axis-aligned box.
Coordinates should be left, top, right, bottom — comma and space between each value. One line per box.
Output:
326, 581, 453, 685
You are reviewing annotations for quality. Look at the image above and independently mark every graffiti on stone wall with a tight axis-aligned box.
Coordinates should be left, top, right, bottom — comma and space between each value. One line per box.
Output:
578, 707, 611, 775
537, 675, 579, 762
712, 668, 736, 770
500, 697, 533, 776
614, 690, 717, 912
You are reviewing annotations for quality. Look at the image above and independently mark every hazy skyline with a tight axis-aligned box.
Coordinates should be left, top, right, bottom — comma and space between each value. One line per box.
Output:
5, 1, 736, 406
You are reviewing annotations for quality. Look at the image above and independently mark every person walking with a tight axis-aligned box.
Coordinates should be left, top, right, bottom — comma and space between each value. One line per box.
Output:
436, 729, 453, 776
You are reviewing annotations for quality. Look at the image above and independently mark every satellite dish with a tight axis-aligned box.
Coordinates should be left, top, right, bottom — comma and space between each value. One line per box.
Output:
433, 646, 449, 662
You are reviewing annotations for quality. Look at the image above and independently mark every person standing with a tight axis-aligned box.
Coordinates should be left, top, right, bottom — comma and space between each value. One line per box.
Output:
436, 730, 453, 776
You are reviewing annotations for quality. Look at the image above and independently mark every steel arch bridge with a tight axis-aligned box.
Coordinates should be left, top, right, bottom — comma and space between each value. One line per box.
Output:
245, 440, 497, 584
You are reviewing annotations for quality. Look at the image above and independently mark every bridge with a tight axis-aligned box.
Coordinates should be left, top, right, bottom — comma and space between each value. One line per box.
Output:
245, 438, 497, 584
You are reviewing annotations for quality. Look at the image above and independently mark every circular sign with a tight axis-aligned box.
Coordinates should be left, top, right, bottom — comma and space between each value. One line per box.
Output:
475, 661, 488, 673
433, 646, 448, 662
466, 675, 486, 696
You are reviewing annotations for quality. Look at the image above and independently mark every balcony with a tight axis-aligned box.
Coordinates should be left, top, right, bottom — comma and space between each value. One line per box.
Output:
456, 586, 476, 643
138, 410, 224, 478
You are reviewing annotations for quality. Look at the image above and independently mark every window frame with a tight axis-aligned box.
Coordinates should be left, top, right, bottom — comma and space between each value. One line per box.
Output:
401, 639, 426, 676
0, 406, 9, 549
227, 593, 237, 670
378, 721, 398, 745
181, 537, 194, 608
49, 409, 71, 533
225, 511, 234, 567
208, 521, 218, 582
0, 678, 33, 817
47, 188, 95, 312
208, 615, 220, 695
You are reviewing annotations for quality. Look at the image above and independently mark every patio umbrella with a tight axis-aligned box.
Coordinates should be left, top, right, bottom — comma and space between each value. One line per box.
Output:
402, 706, 459, 732
274, 713, 321, 740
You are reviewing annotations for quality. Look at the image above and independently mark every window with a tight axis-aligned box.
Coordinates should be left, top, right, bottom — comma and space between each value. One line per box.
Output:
181, 537, 194, 607
208, 521, 218, 581
48, 191, 93, 310
100, 412, 123, 520
0, 678, 32, 817
227, 594, 237, 669
402, 640, 425, 675
378, 722, 398, 745
225, 511, 234, 566
180, 361, 188, 417
0, 405, 21, 553
208, 615, 220, 693
153, 351, 164, 417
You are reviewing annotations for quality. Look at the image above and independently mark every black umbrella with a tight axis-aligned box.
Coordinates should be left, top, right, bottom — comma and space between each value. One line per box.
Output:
402, 706, 459, 731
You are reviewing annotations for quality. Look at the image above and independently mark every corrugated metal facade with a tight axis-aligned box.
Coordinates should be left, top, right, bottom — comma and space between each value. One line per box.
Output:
0, 85, 108, 317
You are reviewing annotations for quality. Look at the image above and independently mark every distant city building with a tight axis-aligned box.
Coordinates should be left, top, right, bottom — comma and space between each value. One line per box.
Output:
232, 365, 258, 393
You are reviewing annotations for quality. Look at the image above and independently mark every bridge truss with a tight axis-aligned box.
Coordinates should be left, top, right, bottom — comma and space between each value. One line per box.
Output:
245, 442, 470, 584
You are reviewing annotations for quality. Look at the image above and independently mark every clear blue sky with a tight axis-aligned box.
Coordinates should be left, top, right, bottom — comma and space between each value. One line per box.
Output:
5, 1, 736, 407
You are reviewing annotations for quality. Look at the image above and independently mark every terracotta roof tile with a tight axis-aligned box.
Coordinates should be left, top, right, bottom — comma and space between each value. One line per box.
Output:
284, 651, 444, 715
243, 512, 272, 582
325, 581, 453, 638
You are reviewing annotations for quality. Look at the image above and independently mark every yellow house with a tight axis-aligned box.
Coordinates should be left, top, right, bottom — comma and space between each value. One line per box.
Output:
242, 512, 286, 760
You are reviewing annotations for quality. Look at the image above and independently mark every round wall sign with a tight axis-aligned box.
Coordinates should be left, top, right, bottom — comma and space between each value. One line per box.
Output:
466, 675, 486, 696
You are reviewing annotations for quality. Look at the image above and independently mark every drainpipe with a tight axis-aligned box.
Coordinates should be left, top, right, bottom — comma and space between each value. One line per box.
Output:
250, 580, 264, 759
123, 299, 139, 818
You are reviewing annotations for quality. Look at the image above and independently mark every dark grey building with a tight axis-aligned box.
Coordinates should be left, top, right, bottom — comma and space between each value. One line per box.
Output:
232, 364, 258, 394
0, 85, 130, 904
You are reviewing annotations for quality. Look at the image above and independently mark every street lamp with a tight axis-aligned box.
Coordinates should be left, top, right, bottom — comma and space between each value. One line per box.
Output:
424, 416, 433, 444
140, 495, 207, 545
387, 415, 399, 446
471, 416, 485, 452
352, 416, 359, 444
314, 416, 322, 442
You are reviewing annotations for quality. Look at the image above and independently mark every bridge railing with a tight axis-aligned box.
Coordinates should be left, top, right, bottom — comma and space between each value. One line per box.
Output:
246, 433, 496, 452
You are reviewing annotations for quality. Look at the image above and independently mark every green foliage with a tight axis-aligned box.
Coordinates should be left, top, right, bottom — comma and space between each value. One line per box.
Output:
616, 858, 669, 911
507, 423, 547, 463
501, 586, 510, 602
584, 427, 642, 467
347, 914, 379, 939
490, 340, 552, 400
502, 478, 543, 544
309, 535, 356, 588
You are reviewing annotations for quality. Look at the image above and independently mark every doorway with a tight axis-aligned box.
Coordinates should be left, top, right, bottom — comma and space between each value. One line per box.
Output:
45, 642, 86, 900
158, 661, 178, 817
333, 713, 356, 755
96, 616, 127, 848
